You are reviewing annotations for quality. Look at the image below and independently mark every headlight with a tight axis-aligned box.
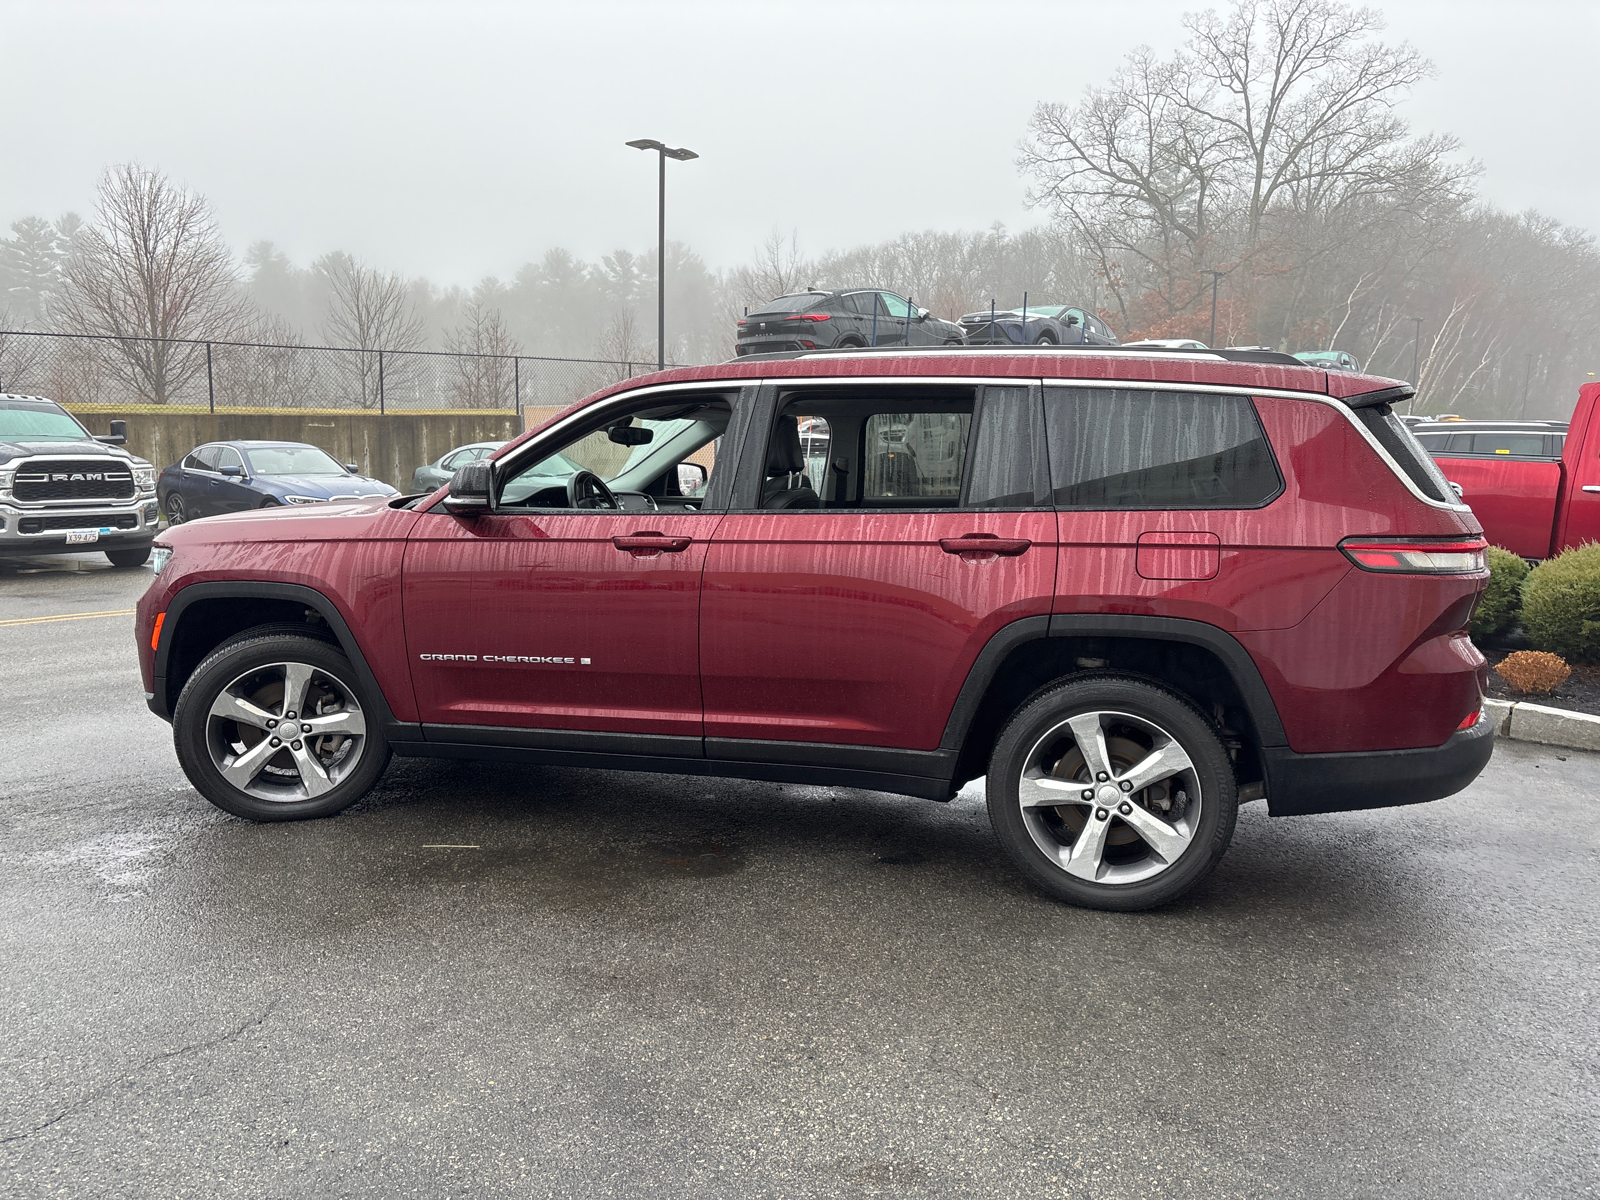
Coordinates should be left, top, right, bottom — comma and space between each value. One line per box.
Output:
0, 466, 13, 496
283, 495, 324, 505
150, 545, 173, 575
133, 466, 156, 491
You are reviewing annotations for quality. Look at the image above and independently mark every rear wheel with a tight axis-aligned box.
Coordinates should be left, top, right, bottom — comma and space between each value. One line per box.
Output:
164, 493, 186, 525
174, 631, 390, 821
986, 675, 1237, 911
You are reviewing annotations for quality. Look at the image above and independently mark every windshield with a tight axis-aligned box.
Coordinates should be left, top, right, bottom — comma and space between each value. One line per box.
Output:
245, 446, 346, 476
1027, 305, 1069, 318
0, 403, 90, 442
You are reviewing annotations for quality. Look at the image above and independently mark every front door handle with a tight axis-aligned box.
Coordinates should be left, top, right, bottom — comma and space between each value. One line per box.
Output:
1583, 486, 1600, 494
939, 534, 1031, 558
613, 532, 692, 556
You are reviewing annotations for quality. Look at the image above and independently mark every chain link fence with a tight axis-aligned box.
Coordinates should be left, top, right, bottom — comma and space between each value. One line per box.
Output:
0, 330, 668, 416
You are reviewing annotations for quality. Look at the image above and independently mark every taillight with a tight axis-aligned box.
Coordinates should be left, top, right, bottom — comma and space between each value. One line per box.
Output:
736, 319, 746, 326
1338, 537, 1488, 574
784, 313, 832, 322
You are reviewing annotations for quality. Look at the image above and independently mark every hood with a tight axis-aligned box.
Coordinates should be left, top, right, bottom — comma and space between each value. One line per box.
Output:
262, 474, 397, 498
0, 439, 144, 466
160, 497, 395, 543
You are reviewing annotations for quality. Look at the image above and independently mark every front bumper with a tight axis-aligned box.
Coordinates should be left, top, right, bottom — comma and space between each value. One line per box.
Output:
1262, 707, 1496, 816
0, 497, 160, 557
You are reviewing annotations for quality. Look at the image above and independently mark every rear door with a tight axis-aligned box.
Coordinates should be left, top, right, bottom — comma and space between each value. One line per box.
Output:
700, 382, 1057, 756
185, 445, 223, 515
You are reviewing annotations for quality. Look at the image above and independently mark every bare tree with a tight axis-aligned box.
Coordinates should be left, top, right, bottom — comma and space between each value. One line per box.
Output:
318, 252, 425, 408
55, 163, 253, 403
445, 300, 520, 409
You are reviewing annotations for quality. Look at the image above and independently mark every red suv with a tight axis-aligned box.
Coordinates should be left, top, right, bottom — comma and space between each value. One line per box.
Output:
135, 348, 1493, 910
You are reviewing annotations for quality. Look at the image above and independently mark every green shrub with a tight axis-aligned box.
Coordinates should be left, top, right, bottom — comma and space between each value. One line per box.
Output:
1521, 542, 1600, 664
1470, 546, 1530, 642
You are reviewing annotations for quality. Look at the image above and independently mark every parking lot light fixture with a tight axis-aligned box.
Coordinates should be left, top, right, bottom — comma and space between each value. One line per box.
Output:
626, 139, 699, 371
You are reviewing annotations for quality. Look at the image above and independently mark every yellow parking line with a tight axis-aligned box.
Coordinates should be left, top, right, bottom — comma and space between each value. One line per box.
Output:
0, 608, 136, 628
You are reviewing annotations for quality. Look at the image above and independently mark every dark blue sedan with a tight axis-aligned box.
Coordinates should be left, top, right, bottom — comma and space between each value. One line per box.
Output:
157, 440, 398, 524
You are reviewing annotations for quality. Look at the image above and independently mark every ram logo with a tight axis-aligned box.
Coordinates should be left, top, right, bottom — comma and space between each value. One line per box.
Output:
52, 472, 104, 482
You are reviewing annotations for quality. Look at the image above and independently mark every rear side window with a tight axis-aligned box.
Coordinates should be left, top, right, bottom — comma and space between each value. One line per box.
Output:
1472, 433, 1547, 456
1353, 407, 1455, 503
1043, 388, 1281, 509
753, 294, 827, 314
964, 387, 1040, 508
862, 412, 969, 500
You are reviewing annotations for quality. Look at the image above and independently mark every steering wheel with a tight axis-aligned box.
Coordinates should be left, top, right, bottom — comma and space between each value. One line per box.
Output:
567, 470, 619, 510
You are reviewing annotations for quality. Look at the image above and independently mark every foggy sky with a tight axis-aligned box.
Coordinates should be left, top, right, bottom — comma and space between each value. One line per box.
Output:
5, 0, 1597, 283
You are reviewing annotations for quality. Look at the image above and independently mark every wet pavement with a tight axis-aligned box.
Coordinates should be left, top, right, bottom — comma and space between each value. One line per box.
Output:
3, 553, 1598, 1199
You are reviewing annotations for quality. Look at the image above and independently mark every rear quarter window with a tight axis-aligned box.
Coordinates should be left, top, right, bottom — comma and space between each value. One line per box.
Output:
1043, 388, 1281, 509
1352, 407, 1456, 503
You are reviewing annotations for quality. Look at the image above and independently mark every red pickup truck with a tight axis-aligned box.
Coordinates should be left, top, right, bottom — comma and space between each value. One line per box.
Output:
1418, 382, 1600, 559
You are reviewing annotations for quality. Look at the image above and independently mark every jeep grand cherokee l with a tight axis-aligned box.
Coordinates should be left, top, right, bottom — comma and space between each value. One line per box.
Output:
136, 347, 1493, 911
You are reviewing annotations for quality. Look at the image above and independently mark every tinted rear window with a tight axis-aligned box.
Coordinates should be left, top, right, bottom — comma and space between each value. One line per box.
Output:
1354, 408, 1455, 503
1044, 388, 1281, 509
752, 294, 829, 314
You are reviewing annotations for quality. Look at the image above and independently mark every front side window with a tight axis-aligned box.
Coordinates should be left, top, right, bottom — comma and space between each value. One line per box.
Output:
1045, 388, 1281, 509
878, 292, 914, 319
216, 447, 245, 473
498, 397, 730, 509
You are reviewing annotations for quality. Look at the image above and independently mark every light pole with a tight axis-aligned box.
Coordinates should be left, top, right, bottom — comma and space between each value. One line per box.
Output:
1200, 269, 1226, 348
1408, 316, 1424, 413
626, 138, 698, 371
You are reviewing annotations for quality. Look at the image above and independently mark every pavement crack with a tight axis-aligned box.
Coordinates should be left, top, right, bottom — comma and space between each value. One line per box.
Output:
0, 999, 278, 1146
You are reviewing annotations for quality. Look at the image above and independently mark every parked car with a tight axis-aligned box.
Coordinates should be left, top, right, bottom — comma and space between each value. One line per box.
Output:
958, 304, 1119, 346
139, 345, 1492, 912
0, 393, 158, 566
735, 289, 964, 356
157, 440, 397, 524
1415, 402, 1600, 559
1121, 338, 1211, 350
412, 441, 505, 493
1294, 349, 1363, 372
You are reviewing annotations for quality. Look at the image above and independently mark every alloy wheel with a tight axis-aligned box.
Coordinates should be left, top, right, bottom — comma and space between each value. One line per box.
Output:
205, 661, 368, 803
1016, 709, 1202, 885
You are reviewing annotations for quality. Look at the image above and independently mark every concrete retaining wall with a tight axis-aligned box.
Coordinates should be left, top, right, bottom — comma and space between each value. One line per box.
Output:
65, 408, 525, 491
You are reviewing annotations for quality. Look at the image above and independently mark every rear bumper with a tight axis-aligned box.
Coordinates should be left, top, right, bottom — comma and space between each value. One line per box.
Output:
1262, 708, 1495, 816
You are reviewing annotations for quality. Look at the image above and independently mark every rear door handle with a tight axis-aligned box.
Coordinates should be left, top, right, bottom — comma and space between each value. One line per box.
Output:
1583, 486, 1600, 494
613, 533, 692, 555
939, 534, 1031, 557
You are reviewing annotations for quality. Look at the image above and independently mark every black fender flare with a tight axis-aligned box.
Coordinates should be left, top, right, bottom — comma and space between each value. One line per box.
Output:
937, 613, 1288, 754
149, 580, 409, 738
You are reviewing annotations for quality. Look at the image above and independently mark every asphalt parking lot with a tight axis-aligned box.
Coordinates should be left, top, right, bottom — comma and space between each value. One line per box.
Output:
2, 553, 1597, 1199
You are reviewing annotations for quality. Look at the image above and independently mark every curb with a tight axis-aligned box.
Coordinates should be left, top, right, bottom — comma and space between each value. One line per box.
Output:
1482, 698, 1600, 753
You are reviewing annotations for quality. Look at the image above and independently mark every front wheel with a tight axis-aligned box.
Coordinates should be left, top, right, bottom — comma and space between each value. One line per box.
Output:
105, 545, 151, 568
173, 631, 391, 821
986, 675, 1237, 911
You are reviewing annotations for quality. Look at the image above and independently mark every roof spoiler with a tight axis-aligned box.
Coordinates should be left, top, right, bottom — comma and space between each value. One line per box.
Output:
1342, 384, 1415, 410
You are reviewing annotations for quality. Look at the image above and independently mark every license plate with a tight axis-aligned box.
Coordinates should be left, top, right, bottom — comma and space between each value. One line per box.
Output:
65, 530, 101, 544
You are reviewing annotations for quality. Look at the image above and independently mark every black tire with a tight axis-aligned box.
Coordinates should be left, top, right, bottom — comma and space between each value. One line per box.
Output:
105, 545, 152, 568
836, 338, 864, 349
258, 497, 279, 508
173, 631, 390, 822
1035, 333, 1057, 345
164, 493, 186, 525
986, 674, 1237, 911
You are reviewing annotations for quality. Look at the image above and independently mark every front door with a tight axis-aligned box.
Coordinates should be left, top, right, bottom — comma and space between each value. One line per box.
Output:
700, 384, 1057, 752
402, 391, 735, 744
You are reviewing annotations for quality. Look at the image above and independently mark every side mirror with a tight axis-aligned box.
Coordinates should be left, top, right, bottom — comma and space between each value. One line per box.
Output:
444, 459, 492, 514
95, 418, 127, 446
220, 464, 244, 478
916, 308, 930, 321
344, 462, 360, 475
676, 462, 708, 495
1065, 315, 1080, 326
608, 424, 654, 446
